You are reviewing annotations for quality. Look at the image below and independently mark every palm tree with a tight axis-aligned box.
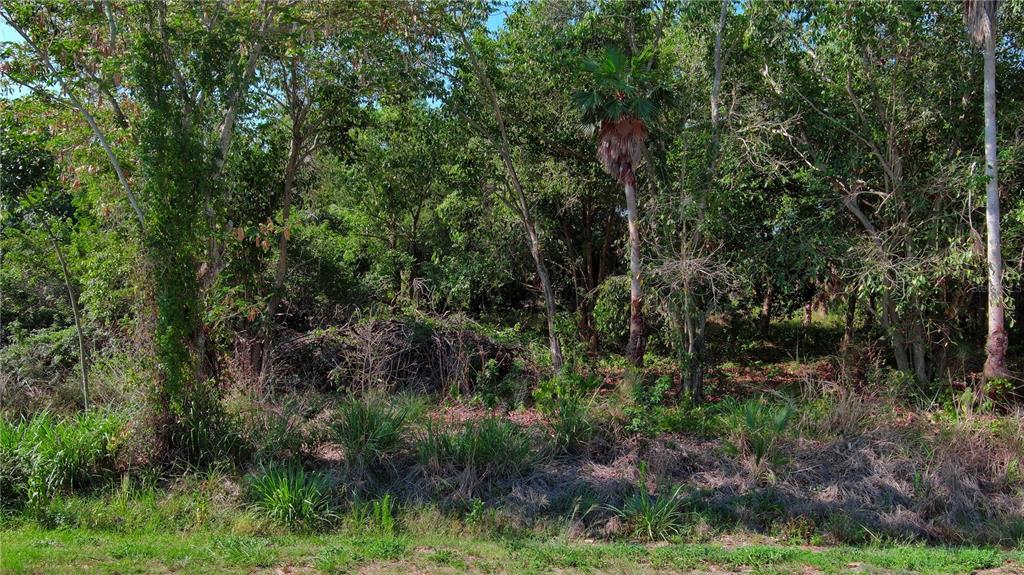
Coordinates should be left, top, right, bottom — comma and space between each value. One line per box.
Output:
576, 45, 658, 366
965, 0, 1010, 379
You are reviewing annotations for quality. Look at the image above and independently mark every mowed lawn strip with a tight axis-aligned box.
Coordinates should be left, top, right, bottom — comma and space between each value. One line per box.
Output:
1, 528, 1021, 575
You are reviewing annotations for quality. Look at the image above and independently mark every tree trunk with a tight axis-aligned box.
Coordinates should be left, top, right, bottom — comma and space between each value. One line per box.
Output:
842, 288, 857, 348
881, 294, 912, 374
981, 27, 1010, 379
51, 234, 89, 411
759, 284, 773, 339
624, 180, 646, 366
259, 135, 300, 383
460, 29, 563, 371
803, 301, 812, 326
527, 221, 565, 371
683, 306, 706, 404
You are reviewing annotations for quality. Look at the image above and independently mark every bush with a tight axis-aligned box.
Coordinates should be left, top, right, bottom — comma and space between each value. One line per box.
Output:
533, 370, 601, 411
0, 411, 123, 509
622, 372, 672, 436
721, 399, 794, 466
246, 463, 332, 528
331, 396, 411, 473
417, 417, 533, 480
607, 463, 688, 541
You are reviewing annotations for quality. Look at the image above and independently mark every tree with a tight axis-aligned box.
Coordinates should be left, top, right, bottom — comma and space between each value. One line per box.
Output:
966, 0, 1011, 380
1, 113, 90, 410
576, 45, 658, 366
456, 24, 566, 371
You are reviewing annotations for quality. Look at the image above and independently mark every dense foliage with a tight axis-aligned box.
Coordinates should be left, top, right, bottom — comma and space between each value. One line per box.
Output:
2, 3, 1024, 550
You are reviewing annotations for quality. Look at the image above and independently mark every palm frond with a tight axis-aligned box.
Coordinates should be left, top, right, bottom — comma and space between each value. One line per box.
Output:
964, 0, 998, 45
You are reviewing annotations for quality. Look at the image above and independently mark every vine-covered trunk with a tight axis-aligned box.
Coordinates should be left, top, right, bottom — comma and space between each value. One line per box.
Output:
624, 180, 646, 366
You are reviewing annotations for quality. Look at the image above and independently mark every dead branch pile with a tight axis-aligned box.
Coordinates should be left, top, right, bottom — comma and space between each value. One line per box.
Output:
268, 317, 527, 394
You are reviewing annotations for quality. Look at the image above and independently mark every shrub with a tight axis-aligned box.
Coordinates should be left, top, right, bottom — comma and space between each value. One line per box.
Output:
331, 396, 410, 473
721, 399, 794, 466
0, 411, 123, 509
474, 358, 529, 409
246, 463, 332, 528
622, 372, 672, 436
534, 370, 600, 453
533, 370, 601, 411
607, 463, 688, 541
417, 417, 532, 480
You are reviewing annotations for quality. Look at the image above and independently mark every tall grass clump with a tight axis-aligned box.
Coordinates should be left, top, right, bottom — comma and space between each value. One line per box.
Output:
606, 463, 688, 541
418, 417, 533, 480
534, 370, 599, 453
0, 411, 123, 509
721, 398, 794, 466
246, 463, 332, 528
331, 396, 411, 473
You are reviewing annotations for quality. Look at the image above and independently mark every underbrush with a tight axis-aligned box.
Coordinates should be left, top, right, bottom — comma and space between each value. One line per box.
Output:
3, 365, 1024, 547
0, 411, 124, 510
417, 417, 534, 483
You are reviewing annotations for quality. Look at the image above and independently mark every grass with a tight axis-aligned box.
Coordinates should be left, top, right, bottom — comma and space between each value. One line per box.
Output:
0, 411, 123, 509
606, 464, 690, 541
2, 526, 1020, 574
246, 463, 332, 528
331, 395, 412, 473
417, 417, 533, 480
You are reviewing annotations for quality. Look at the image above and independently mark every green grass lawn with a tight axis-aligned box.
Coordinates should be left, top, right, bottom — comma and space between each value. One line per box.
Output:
2, 527, 1020, 575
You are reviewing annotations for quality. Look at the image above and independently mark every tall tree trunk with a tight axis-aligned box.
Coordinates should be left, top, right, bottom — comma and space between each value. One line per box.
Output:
460, 29, 563, 371
981, 24, 1010, 379
624, 179, 646, 366
803, 301, 812, 326
50, 234, 89, 411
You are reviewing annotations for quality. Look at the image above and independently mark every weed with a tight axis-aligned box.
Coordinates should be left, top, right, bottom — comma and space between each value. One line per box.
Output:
246, 463, 331, 528
331, 395, 410, 473
349, 492, 397, 536
417, 417, 533, 480
606, 463, 689, 541
211, 535, 277, 567
721, 398, 794, 466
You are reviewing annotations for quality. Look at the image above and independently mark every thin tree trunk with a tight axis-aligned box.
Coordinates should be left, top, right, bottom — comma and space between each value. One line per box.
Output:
681, 0, 728, 393
624, 180, 646, 366
50, 234, 89, 410
760, 284, 773, 339
982, 27, 1010, 379
460, 29, 563, 371
258, 135, 300, 382
842, 287, 857, 348
803, 301, 812, 326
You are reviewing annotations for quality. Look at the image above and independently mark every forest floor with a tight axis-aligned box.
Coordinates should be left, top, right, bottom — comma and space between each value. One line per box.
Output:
4, 319, 1023, 574
3, 526, 1023, 574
